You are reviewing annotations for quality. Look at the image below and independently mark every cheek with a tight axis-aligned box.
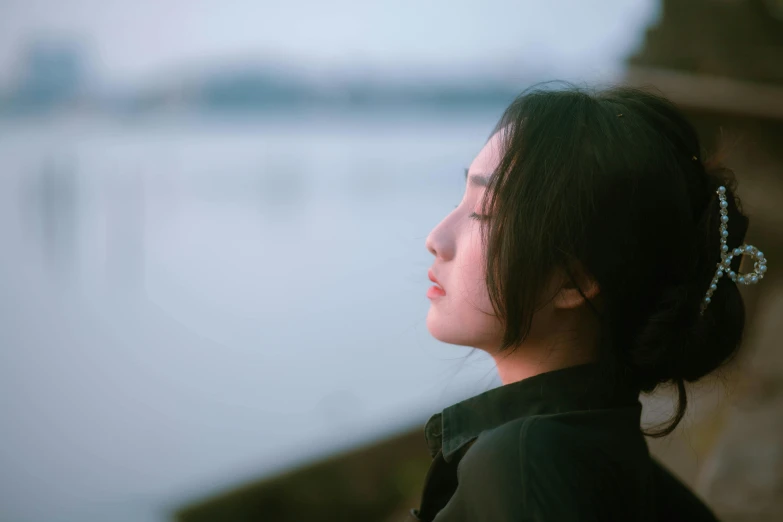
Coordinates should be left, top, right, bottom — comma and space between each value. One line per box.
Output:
456, 231, 493, 313
426, 227, 502, 348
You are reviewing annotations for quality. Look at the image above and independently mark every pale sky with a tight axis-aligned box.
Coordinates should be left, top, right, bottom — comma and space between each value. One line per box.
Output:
0, 0, 659, 87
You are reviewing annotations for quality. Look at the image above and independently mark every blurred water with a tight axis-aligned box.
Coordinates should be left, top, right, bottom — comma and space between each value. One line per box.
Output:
0, 112, 504, 522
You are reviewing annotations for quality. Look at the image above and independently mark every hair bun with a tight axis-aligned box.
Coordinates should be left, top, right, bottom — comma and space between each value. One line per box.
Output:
628, 164, 749, 392
628, 283, 700, 391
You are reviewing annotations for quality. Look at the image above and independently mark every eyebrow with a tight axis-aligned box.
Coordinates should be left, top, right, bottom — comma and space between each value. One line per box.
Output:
464, 168, 491, 187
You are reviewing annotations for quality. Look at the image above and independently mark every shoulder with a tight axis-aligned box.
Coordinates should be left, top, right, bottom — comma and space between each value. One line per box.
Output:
517, 415, 608, 487
454, 416, 582, 502
438, 414, 646, 521
438, 418, 528, 521
455, 417, 526, 484
460, 413, 599, 476
455, 414, 633, 513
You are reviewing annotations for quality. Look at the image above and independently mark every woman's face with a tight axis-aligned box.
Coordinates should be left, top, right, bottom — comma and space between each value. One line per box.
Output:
425, 130, 505, 352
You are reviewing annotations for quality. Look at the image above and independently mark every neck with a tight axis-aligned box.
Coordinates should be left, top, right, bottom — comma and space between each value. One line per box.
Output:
489, 310, 601, 385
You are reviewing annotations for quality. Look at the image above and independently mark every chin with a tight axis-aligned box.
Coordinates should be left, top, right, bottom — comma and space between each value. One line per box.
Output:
426, 307, 461, 344
425, 307, 495, 349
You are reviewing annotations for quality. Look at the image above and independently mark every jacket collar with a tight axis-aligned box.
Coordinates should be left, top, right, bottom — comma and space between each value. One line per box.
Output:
424, 362, 641, 462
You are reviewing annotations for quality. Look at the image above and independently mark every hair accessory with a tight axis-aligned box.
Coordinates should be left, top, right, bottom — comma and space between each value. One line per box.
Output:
700, 186, 768, 315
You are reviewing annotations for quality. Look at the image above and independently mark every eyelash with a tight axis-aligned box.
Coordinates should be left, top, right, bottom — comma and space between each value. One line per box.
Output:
454, 204, 489, 221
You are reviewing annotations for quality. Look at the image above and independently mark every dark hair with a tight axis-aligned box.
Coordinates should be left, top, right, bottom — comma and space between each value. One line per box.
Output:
479, 82, 748, 437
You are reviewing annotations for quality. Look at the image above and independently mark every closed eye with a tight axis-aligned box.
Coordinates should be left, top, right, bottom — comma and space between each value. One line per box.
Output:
454, 204, 490, 221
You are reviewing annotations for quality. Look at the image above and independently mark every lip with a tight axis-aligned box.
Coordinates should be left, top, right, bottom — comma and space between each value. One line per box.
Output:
428, 269, 446, 294
427, 285, 446, 299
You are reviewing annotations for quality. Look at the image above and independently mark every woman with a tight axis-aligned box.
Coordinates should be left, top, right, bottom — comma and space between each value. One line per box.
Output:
410, 84, 769, 521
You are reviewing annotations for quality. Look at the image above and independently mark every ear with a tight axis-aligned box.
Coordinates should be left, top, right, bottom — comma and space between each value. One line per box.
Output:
551, 263, 600, 310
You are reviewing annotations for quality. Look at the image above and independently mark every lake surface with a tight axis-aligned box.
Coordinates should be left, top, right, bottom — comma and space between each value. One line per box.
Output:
0, 111, 509, 522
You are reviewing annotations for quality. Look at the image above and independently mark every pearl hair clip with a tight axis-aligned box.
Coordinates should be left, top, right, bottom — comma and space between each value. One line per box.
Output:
700, 186, 768, 315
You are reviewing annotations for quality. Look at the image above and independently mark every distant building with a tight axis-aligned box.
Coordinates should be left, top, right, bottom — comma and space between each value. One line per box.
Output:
6, 40, 89, 112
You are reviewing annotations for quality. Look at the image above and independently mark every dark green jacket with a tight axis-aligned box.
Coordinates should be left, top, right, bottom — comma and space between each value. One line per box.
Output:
406, 362, 720, 521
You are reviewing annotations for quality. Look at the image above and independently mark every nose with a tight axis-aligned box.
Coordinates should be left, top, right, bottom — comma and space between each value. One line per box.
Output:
425, 220, 455, 260
426, 233, 436, 257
